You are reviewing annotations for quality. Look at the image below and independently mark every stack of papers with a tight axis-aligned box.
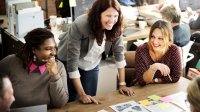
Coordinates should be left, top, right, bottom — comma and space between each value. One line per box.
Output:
110, 92, 189, 112
110, 101, 148, 112
138, 95, 184, 112
167, 92, 190, 112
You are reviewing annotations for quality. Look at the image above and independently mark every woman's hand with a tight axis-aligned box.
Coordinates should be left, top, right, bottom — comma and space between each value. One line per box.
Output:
153, 63, 170, 76
45, 57, 58, 76
79, 94, 99, 104
118, 85, 134, 96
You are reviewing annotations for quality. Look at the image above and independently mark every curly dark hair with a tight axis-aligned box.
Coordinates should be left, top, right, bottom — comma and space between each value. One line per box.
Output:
88, 0, 123, 45
16, 28, 54, 66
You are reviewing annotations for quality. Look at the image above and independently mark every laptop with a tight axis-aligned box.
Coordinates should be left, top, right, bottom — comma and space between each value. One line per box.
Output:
10, 104, 47, 112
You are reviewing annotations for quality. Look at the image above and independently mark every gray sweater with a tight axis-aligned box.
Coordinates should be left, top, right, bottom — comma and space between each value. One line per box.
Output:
173, 24, 190, 47
0, 54, 69, 108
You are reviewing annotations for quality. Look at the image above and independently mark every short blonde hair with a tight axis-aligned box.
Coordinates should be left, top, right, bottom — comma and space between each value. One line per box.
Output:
187, 77, 200, 112
160, 5, 181, 23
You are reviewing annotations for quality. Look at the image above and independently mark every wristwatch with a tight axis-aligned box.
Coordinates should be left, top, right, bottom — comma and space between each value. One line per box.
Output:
119, 82, 126, 86
154, 78, 159, 83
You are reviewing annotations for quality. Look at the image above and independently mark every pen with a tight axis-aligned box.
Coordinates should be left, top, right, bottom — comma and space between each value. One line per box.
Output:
168, 74, 172, 81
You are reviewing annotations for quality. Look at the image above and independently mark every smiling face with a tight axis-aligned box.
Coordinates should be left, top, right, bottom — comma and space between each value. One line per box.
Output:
148, 20, 173, 53
100, 7, 119, 30
149, 28, 169, 53
32, 37, 57, 64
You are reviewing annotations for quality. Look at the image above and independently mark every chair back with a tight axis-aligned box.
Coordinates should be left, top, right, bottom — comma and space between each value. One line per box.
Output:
179, 41, 194, 76
124, 51, 136, 86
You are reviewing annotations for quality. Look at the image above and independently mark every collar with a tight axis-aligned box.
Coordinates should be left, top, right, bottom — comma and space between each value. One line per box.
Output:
172, 24, 180, 31
29, 63, 46, 74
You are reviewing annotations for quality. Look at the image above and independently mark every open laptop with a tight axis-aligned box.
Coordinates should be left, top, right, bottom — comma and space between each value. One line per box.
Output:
10, 104, 47, 112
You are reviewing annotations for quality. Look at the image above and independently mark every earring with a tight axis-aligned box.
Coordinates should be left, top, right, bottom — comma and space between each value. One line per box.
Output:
33, 55, 36, 62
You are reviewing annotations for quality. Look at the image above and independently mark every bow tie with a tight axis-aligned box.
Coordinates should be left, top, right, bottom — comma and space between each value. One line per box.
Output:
29, 63, 46, 74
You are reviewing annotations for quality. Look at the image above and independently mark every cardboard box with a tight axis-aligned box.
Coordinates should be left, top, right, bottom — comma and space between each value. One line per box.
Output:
187, 68, 200, 80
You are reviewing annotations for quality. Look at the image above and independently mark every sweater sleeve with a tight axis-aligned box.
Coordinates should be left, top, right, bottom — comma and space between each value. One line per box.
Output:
58, 15, 87, 79
49, 61, 69, 108
112, 37, 127, 68
0, 55, 15, 76
161, 46, 182, 83
135, 46, 148, 86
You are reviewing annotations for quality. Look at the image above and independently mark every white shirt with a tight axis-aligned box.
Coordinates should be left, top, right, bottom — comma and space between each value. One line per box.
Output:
79, 38, 105, 71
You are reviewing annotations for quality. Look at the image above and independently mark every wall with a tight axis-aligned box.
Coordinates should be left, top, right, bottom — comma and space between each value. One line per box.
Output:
37, 0, 57, 19
97, 59, 118, 95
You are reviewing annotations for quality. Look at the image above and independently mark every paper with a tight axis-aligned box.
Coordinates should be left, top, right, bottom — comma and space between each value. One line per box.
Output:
59, 2, 63, 8
167, 92, 190, 111
139, 100, 151, 106
157, 103, 169, 109
146, 102, 184, 112
110, 101, 149, 112
160, 96, 173, 103
97, 109, 108, 112
147, 95, 161, 101
141, 94, 185, 112
120, 6, 138, 20
69, 0, 76, 7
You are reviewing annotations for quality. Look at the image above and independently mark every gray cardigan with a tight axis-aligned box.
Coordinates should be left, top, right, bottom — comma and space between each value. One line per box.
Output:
57, 14, 125, 73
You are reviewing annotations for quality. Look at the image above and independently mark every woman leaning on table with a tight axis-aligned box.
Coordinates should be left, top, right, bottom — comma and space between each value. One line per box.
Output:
134, 20, 182, 86
187, 77, 200, 112
0, 28, 69, 108
57, 0, 134, 104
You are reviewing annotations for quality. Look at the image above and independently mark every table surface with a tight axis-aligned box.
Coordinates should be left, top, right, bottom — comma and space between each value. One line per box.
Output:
121, 4, 159, 42
123, 27, 150, 41
48, 77, 191, 112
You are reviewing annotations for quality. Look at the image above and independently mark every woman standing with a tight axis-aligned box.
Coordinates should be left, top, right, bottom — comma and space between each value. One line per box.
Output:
57, 0, 134, 104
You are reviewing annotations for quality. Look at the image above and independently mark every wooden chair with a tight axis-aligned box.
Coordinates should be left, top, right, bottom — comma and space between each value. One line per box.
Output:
124, 51, 137, 86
